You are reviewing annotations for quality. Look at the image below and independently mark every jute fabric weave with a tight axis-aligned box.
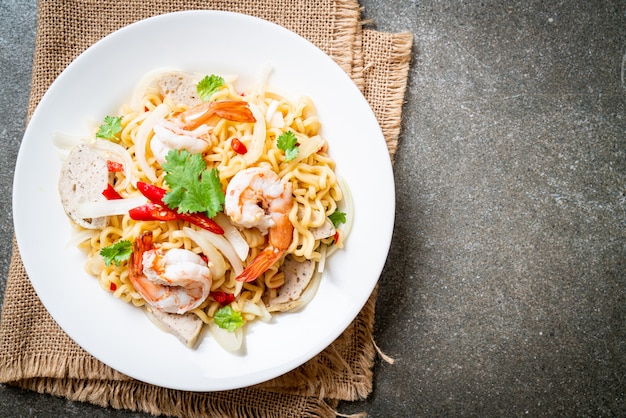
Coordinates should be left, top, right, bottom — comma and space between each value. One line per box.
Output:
0, 1, 412, 416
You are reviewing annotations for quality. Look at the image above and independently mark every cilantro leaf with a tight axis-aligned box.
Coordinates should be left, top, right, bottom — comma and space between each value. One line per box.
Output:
96, 115, 123, 141
214, 305, 244, 332
197, 74, 225, 101
100, 240, 132, 266
161, 149, 225, 217
277, 131, 299, 162
328, 211, 347, 227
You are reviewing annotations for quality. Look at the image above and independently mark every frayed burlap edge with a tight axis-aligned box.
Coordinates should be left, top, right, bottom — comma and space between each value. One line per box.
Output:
362, 30, 413, 162
12, 378, 337, 418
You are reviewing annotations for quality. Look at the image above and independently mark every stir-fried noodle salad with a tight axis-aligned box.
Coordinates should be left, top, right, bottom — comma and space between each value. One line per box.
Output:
54, 70, 353, 350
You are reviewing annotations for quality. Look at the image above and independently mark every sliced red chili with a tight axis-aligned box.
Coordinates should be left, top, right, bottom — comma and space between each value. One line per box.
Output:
211, 291, 235, 305
109, 282, 117, 291
102, 184, 123, 200
134, 182, 224, 235
333, 231, 340, 246
231, 138, 247, 154
106, 160, 124, 172
136, 181, 167, 203
177, 212, 224, 235
128, 203, 178, 222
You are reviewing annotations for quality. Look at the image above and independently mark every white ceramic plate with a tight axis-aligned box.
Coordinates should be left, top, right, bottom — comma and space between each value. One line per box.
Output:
13, 10, 394, 391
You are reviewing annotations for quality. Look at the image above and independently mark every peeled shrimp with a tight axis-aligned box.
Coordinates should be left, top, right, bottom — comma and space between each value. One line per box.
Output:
225, 165, 294, 282
130, 231, 212, 314
150, 100, 256, 163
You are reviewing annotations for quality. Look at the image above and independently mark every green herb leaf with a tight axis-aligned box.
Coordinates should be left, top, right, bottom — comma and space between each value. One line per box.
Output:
100, 240, 132, 266
96, 116, 123, 141
214, 305, 244, 332
197, 74, 225, 101
328, 211, 346, 227
161, 149, 225, 217
277, 131, 299, 162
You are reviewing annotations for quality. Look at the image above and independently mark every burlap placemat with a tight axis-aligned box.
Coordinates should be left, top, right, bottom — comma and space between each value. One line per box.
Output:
0, 1, 412, 416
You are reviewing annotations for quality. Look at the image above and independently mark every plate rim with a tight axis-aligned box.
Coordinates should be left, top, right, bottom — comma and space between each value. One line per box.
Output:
12, 9, 395, 391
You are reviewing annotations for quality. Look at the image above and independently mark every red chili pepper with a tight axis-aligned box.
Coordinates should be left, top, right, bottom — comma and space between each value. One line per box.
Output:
136, 181, 167, 203
133, 182, 224, 235
231, 138, 247, 154
107, 160, 124, 172
102, 184, 123, 200
211, 291, 235, 305
109, 282, 117, 291
128, 202, 178, 222
333, 231, 340, 246
177, 212, 224, 235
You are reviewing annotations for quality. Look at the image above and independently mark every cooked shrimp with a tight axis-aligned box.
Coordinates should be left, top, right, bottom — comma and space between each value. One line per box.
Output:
151, 122, 211, 163
130, 231, 212, 314
225, 165, 294, 282
150, 100, 256, 163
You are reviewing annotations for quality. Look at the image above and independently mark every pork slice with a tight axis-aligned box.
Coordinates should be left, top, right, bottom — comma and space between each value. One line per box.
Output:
58, 143, 108, 229
156, 71, 203, 108
310, 218, 336, 240
147, 308, 204, 348
268, 257, 316, 312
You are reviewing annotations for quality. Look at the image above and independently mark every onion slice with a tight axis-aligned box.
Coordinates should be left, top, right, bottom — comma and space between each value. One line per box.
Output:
207, 322, 243, 352
182, 226, 243, 276
242, 299, 272, 323
52, 132, 85, 151
213, 213, 249, 261
76, 196, 147, 219
182, 227, 227, 281
65, 228, 98, 248
243, 103, 266, 166
326, 176, 354, 259
135, 103, 170, 183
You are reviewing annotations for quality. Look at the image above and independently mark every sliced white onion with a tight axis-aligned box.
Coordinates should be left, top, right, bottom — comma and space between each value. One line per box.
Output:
182, 226, 243, 276
242, 299, 272, 323
65, 228, 98, 248
243, 103, 266, 166
130, 68, 178, 112
317, 245, 327, 273
295, 134, 325, 163
278, 135, 325, 178
337, 176, 354, 239
91, 139, 135, 189
183, 227, 227, 281
75, 196, 147, 219
52, 132, 86, 151
135, 103, 170, 183
84, 253, 106, 276
208, 322, 243, 352
326, 176, 354, 258
214, 213, 249, 261
246, 63, 273, 104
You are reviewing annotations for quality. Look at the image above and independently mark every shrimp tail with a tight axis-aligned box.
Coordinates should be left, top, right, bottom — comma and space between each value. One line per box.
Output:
210, 100, 256, 123
130, 231, 153, 279
178, 100, 255, 130
236, 246, 284, 282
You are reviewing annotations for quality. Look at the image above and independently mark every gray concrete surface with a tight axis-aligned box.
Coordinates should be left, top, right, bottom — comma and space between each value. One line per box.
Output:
1, 1, 625, 416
